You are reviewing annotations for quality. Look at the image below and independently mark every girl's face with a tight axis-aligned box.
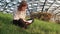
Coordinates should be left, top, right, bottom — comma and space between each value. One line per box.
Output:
21, 6, 27, 11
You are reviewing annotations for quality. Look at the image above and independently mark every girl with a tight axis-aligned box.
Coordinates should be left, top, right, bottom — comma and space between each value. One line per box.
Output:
13, 1, 33, 29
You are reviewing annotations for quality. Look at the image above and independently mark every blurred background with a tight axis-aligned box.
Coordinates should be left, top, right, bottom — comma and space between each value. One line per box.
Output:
0, 0, 60, 23
0, 0, 60, 34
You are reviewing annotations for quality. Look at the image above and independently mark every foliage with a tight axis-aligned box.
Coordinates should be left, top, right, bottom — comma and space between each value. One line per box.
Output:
55, 20, 60, 24
30, 12, 52, 21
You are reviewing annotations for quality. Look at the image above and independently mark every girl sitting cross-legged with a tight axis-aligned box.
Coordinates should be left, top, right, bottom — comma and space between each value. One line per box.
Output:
13, 1, 34, 29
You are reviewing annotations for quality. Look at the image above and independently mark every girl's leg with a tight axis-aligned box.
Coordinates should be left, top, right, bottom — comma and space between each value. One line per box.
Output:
13, 20, 18, 25
18, 19, 28, 29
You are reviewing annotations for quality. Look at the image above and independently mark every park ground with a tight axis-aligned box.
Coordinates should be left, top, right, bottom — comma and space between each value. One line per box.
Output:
0, 12, 60, 34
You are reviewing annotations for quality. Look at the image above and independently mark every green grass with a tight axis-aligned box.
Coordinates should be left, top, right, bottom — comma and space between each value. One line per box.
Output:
0, 12, 60, 34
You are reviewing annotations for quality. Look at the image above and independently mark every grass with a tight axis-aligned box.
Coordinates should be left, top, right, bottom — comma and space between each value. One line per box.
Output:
0, 12, 60, 34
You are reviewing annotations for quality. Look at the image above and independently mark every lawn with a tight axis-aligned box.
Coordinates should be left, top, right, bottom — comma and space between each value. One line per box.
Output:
0, 12, 60, 34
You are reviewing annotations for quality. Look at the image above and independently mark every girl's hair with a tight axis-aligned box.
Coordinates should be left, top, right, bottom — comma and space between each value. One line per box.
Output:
18, 1, 28, 11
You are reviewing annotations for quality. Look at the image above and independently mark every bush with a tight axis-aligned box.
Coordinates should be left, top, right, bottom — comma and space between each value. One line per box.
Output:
30, 12, 52, 21
40, 13, 52, 21
55, 20, 60, 24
